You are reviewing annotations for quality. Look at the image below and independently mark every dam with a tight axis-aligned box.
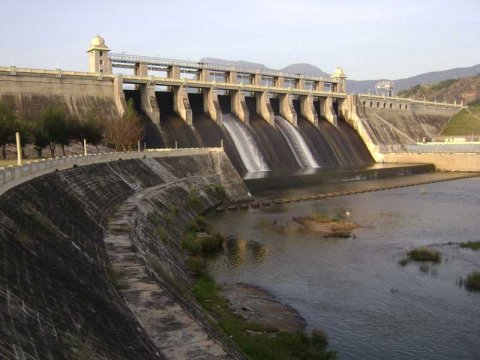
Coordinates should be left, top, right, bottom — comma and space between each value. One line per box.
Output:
0, 35, 478, 360
0, 35, 466, 176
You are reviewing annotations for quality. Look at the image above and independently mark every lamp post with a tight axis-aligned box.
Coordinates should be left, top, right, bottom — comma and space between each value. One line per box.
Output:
16, 131, 22, 166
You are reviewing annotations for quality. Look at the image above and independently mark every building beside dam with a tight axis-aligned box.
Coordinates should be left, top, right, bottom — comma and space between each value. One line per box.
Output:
0, 35, 469, 172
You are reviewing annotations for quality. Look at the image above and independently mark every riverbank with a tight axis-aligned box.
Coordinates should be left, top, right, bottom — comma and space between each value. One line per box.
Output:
181, 216, 336, 359
205, 176, 480, 360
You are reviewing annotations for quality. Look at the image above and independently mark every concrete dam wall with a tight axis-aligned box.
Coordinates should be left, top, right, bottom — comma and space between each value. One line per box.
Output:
0, 70, 123, 121
342, 95, 459, 149
124, 90, 374, 174
0, 150, 249, 359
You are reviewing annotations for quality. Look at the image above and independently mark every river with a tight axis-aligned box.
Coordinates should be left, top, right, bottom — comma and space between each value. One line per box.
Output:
206, 175, 480, 359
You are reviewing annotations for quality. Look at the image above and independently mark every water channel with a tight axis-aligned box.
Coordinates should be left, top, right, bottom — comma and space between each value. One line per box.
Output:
206, 175, 480, 359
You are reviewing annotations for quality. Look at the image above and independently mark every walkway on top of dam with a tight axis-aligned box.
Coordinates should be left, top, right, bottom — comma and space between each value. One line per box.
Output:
0, 148, 222, 196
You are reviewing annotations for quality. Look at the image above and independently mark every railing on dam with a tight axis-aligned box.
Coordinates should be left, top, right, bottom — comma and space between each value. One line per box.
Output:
0, 148, 222, 194
358, 93, 462, 108
108, 53, 333, 83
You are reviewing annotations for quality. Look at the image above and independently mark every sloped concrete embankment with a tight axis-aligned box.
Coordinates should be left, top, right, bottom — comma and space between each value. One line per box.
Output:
0, 151, 248, 359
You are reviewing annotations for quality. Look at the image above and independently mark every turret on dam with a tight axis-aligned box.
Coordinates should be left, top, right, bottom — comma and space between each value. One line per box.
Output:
0, 35, 465, 173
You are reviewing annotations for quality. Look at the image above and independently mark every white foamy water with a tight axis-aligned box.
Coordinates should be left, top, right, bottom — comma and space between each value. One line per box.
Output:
275, 116, 319, 168
222, 115, 269, 172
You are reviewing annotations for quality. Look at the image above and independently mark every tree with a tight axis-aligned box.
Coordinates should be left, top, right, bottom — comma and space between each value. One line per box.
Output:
32, 118, 49, 158
72, 111, 104, 152
41, 105, 68, 157
0, 101, 17, 158
103, 99, 142, 151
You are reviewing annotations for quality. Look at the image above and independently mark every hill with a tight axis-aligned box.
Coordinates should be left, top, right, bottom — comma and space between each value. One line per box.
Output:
348, 64, 480, 94
398, 75, 480, 136
397, 75, 480, 105
199, 58, 330, 77
199, 57, 269, 70
279, 63, 330, 78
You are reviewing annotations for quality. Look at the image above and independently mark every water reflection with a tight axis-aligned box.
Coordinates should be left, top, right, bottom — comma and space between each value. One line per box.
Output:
222, 237, 268, 267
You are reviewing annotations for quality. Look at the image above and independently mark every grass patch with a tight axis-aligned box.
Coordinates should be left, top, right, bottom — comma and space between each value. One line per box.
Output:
400, 247, 441, 265
313, 212, 338, 223
187, 189, 203, 210
186, 215, 208, 232
460, 241, 480, 251
185, 256, 208, 275
193, 274, 336, 360
408, 247, 441, 262
106, 265, 129, 290
154, 226, 169, 243
465, 271, 480, 291
441, 107, 480, 136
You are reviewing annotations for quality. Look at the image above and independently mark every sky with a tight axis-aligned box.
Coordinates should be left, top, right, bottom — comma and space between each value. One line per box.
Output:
0, 0, 479, 80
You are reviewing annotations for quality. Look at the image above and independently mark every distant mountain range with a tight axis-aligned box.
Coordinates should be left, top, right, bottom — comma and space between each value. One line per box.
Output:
199, 57, 480, 94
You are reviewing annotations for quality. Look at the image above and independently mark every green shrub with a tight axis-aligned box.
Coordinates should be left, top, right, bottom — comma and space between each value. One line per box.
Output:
465, 271, 480, 290
147, 211, 162, 226
155, 226, 169, 243
187, 189, 202, 209
186, 216, 208, 232
400, 247, 441, 265
182, 231, 224, 255
185, 256, 207, 275
408, 247, 441, 262
200, 233, 224, 253
460, 241, 480, 251
182, 231, 203, 255
311, 329, 329, 350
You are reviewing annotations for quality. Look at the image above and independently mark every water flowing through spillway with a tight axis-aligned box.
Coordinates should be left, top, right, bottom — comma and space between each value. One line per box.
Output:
222, 114, 269, 172
275, 116, 319, 168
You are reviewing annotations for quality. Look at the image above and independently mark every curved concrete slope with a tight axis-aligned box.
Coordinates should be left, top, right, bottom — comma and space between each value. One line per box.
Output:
362, 106, 453, 145
0, 151, 248, 359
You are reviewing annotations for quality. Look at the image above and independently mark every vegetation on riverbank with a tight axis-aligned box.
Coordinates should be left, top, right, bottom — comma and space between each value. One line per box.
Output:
193, 274, 335, 360
399, 247, 441, 266
293, 210, 358, 238
465, 271, 480, 290
182, 216, 336, 359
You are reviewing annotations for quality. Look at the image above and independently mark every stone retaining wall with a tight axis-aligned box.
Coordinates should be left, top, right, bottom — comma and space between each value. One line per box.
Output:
0, 151, 249, 359
383, 152, 480, 171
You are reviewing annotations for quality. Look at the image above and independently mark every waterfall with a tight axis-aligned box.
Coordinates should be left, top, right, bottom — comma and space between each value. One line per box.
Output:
275, 116, 319, 168
222, 115, 270, 172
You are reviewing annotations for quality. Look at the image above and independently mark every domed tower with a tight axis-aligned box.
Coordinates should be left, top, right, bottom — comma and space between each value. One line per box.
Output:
331, 67, 347, 93
87, 35, 112, 74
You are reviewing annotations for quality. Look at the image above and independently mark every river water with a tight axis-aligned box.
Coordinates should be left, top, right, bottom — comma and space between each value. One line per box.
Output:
206, 176, 480, 359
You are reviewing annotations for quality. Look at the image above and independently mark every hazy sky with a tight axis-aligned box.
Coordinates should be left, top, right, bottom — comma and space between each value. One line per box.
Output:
1, 0, 479, 80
